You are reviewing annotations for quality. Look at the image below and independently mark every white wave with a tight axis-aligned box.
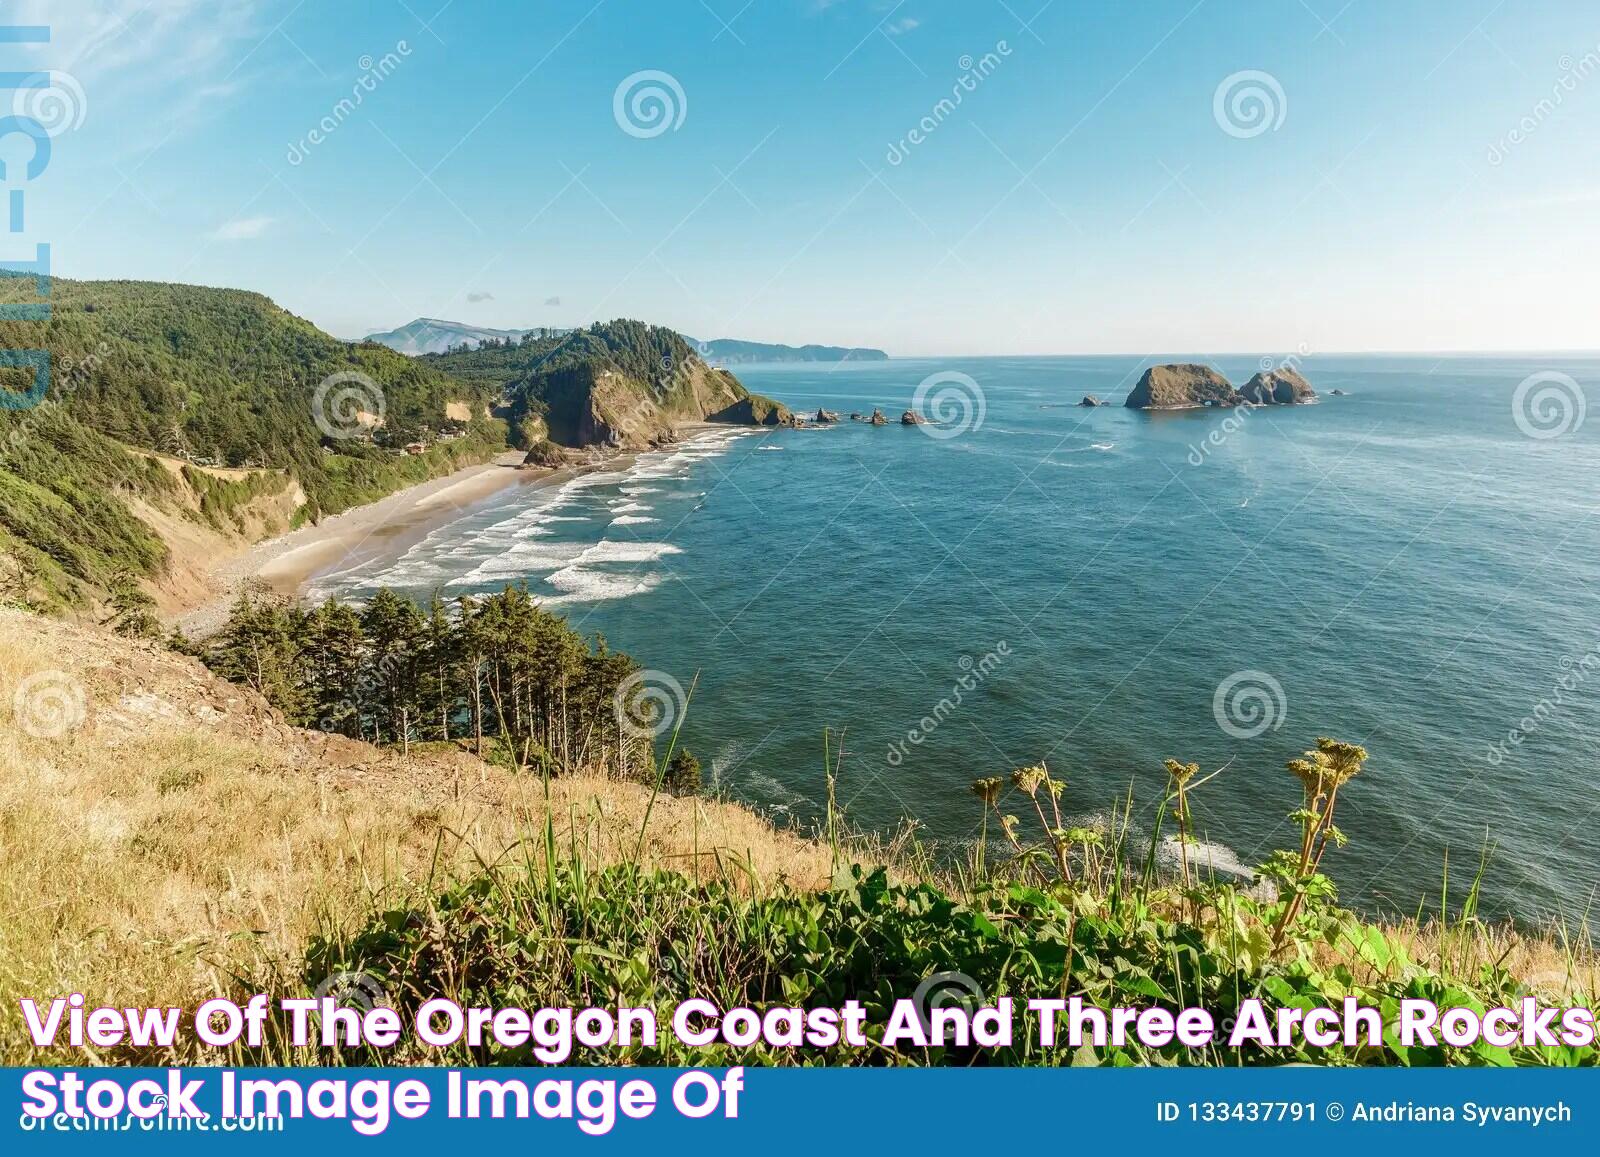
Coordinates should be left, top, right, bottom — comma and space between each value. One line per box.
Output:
449, 540, 589, 585
627, 468, 687, 481
542, 566, 662, 603
577, 540, 681, 564
561, 471, 629, 490
737, 768, 812, 811
610, 514, 657, 525
1156, 834, 1254, 880
608, 500, 650, 513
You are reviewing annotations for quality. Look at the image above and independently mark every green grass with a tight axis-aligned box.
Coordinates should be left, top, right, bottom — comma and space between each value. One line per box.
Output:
251, 736, 1595, 1068
265, 853, 1591, 1067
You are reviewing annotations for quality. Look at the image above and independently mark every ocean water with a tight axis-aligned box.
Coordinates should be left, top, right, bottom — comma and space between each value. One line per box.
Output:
309, 355, 1600, 925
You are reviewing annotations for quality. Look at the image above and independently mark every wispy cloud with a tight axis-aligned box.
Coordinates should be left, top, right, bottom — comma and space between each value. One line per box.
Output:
544, 296, 562, 306
886, 17, 919, 36
466, 291, 494, 303
9, 0, 268, 151
9, 0, 265, 81
209, 215, 274, 241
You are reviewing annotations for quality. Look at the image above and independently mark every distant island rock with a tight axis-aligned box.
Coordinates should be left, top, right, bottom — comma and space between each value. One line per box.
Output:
900, 410, 925, 425
1330, 388, 1348, 396
1124, 363, 1321, 410
1079, 395, 1105, 407
1238, 368, 1316, 405
815, 408, 840, 423
867, 408, 888, 426
1124, 364, 1239, 410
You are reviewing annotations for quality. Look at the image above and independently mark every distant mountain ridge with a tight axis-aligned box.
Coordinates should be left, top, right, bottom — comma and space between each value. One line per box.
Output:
364, 317, 887, 364
361, 318, 569, 356
683, 338, 889, 366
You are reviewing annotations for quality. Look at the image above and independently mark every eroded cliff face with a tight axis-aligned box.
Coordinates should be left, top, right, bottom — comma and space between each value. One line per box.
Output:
542, 359, 791, 448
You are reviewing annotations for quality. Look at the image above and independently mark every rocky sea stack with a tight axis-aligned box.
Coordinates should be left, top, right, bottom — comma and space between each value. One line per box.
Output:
1122, 363, 1321, 410
867, 408, 888, 426
708, 394, 797, 427
522, 439, 570, 468
1238, 367, 1317, 405
1079, 395, 1105, 407
1123, 364, 1238, 410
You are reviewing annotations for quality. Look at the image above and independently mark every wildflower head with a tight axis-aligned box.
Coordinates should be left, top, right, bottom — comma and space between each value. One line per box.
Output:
1287, 755, 1327, 797
1011, 764, 1048, 796
1163, 758, 1200, 786
1316, 737, 1367, 786
970, 777, 1004, 806
1288, 738, 1367, 799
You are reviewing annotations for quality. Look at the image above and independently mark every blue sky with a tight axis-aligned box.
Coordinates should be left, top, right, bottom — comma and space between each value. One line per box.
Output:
11, 0, 1600, 353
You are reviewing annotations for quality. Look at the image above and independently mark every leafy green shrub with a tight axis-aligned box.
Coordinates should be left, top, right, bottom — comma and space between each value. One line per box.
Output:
292, 855, 1593, 1067
278, 735, 1595, 1069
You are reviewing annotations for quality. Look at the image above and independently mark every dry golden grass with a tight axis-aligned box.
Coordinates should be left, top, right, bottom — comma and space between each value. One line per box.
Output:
1339, 915, 1597, 1002
0, 609, 827, 1063
1, 609, 1593, 1067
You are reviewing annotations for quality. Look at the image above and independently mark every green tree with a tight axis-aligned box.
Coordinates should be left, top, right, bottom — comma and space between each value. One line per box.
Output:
101, 574, 161, 639
304, 599, 366, 735
421, 593, 460, 742
211, 586, 307, 719
663, 748, 702, 796
361, 588, 425, 750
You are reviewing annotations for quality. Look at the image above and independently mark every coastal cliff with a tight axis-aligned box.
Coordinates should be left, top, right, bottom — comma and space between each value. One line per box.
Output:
427, 320, 794, 450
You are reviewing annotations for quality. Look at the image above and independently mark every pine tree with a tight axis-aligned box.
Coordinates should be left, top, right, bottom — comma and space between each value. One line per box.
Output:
422, 593, 459, 742
102, 574, 161, 639
304, 599, 365, 735
457, 594, 488, 756
211, 586, 307, 719
360, 588, 425, 751
198, 582, 664, 779
664, 748, 702, 796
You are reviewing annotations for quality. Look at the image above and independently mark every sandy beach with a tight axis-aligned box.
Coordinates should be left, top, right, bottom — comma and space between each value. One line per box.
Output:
170, 426, 742, 637
174, 451, 563, 637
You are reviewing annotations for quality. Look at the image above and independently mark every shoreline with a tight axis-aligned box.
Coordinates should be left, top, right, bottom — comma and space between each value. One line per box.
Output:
170, 427, 740, 638
172, 449, 605, 637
